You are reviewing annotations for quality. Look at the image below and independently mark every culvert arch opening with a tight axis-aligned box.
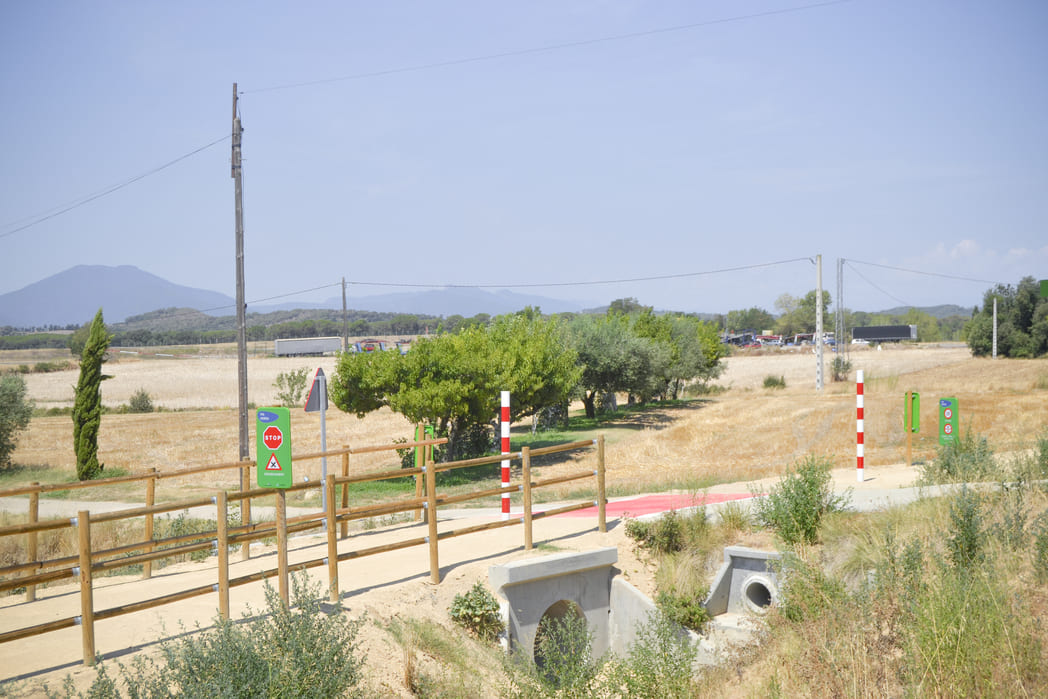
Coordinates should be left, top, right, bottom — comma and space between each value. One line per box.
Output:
533, 600, 588, 674
742, 575, 775, 612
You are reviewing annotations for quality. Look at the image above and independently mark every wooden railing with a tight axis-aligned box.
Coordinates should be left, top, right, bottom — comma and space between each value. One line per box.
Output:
0, 435, 606, 666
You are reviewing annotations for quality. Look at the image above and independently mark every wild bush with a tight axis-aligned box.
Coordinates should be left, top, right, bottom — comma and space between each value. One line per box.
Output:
274, 367, 310, 408
831, 355, 852, 382
56, 575, 366, 697
946, 485, 986, 571
127, 387, 154, 414
0, 374, 34, 470
920, 428, 996, 484
763, 374, 786, 389
449, 581, 503, 642
655, 589, 710, 632
752, 455, 850, 545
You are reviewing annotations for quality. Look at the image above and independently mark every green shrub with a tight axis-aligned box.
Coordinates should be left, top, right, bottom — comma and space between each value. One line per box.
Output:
946, 485, 986, 572
532, 612, 598, 694
655, 589, 710, 632
604, 610, 698, 698
774, 552, 848, 623
625, 510, 684, 554
274, 367, 310, 408
58, 575, 366, 697
449, 581, 502, 642
0, 375, 34, 470
127, 387, 154, 414
920, 428, 996, 484
1033, 513, 1048, 583
831, 356, 852, 382
763, 374, 786, 389
752, 456, 850, 545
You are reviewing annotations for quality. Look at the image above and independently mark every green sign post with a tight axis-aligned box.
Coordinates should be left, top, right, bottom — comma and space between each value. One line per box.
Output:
938, 397, 958, 447
256, 407, 293, 489
904, 391, 920, 466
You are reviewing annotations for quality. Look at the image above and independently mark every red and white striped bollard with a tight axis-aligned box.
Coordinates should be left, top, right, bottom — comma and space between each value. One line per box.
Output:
856, 370, 864, 483
501, 391, 511, 519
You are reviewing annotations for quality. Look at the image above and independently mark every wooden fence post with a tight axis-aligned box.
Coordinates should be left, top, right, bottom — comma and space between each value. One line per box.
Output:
241, 461, 252, 561
597, 435, 607, 533
216, 490, 229, 620
276, 491, 289, 606
26, 484, 39, 602
522, 447, 533, 550
340, 447, 350, 539
77, 510, 95, 665
426, 458, 440, 583
143, 469, 157, 580
325, 475, 339, 603
414, 423, 424, 522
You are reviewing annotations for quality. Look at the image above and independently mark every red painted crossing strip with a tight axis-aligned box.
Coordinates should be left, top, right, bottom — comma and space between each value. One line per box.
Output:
552, 492, 756, 518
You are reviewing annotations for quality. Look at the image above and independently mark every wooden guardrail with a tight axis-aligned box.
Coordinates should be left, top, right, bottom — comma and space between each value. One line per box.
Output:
0, 435, 606, 666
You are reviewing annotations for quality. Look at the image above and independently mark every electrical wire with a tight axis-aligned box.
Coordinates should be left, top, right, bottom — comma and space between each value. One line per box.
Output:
0, 134, 231, 240
844, 261, 910, 307
846, 258, 1002, 286
244, 0, 856, 95
344, 257, 812, 290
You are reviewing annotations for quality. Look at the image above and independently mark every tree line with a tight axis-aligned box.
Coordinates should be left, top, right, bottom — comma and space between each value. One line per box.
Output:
330, 304, 725, 461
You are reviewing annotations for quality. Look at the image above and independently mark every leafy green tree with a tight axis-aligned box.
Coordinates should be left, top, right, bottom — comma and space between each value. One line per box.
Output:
902, 308, 942, 342
725, 307, 775, 333
569, 314, 669, 418
965, 277, 1048, 357
73, 309, 112, 480
67, 320, 92, 356
330, 311, 577, 460
0, 374, 33, 470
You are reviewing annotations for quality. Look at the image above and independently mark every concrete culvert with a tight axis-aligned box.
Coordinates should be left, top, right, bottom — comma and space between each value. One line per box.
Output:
741, 574, 776, 613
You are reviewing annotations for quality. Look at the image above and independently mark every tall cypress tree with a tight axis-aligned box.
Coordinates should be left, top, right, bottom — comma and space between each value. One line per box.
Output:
73, 309, 112, 480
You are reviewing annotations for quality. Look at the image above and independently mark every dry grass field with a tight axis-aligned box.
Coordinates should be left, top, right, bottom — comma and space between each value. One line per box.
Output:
6, 343, 1047, 499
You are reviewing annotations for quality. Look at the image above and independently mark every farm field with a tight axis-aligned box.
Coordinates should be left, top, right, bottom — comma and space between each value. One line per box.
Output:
6, 343, 1046, 498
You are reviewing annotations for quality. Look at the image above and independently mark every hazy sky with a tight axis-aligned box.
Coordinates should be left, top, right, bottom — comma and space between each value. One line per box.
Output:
2, 0, 1045, 315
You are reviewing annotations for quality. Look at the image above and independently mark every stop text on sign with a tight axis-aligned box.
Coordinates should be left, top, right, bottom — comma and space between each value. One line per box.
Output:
262, 426, 283, 451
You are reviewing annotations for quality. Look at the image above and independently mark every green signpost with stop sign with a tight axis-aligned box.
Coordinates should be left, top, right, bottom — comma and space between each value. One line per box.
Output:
939, 397, 958, 446
257, 407, 293, 489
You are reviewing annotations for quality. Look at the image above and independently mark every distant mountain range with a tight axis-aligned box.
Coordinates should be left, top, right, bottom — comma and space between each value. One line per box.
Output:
0, 265, 235, 328
0, 265, 585, 328
0, 265, 976, 330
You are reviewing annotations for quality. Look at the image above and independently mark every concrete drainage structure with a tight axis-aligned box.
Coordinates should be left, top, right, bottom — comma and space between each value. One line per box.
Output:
488, 545, 782, 668
704, 546, 782, 617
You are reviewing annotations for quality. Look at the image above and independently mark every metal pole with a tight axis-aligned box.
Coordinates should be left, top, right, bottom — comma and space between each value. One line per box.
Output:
232, 83, 249, 460
992, 297, 998, 359
815, 254, 824, 392
342, 277, 349, 352
319, 371, 328, 514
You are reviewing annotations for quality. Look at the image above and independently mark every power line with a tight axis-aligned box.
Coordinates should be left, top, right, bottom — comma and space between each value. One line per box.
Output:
244, 0, 856, 95
847, 259, 1002, 286
1, 134, 231, 240
345, 257, 813, 290
844, 261, 910, 307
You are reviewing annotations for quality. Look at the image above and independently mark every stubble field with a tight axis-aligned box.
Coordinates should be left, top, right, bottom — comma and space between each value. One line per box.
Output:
8, 343, 1048, 497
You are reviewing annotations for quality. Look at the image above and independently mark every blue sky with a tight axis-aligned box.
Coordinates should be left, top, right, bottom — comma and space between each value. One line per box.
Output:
2, 0, 1045, 316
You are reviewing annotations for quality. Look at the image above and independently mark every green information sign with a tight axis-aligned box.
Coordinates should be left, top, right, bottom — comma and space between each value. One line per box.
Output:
904, 391, 920, 433
257, 407, 293, 489
938, 397, 958, 446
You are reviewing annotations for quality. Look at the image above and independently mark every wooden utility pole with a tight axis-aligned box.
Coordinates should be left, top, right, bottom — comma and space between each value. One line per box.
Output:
342, 277, 349, 352
232, 83, 249, 460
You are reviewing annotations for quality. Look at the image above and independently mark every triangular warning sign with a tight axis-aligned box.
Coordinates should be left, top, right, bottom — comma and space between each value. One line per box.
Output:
265, 453, 282, 471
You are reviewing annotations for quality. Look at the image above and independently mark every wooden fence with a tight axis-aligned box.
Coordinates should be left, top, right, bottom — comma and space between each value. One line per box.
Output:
0, 435, 606, 665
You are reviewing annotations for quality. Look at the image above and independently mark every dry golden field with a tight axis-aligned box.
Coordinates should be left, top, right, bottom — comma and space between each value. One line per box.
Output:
6, 343, 1047, 498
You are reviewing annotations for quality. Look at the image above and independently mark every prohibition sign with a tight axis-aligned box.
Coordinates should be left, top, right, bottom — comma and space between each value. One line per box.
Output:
262, 426, 283, 451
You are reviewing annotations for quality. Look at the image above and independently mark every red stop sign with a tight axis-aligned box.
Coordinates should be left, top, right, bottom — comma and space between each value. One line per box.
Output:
262, 426, 283, 451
